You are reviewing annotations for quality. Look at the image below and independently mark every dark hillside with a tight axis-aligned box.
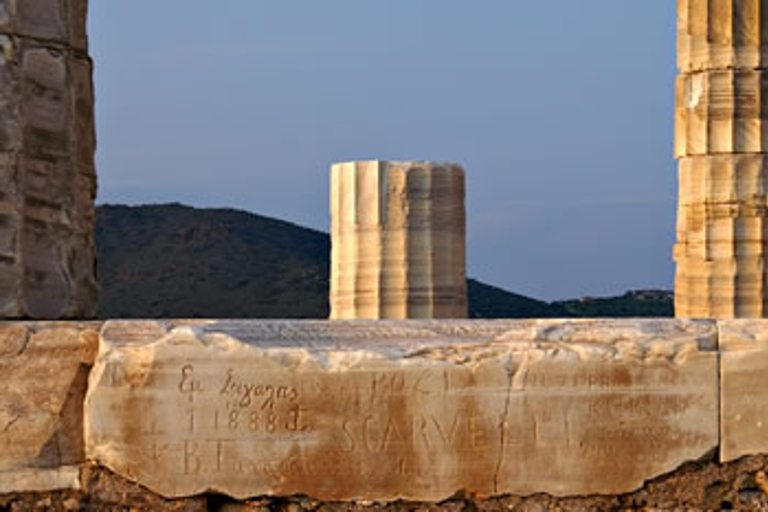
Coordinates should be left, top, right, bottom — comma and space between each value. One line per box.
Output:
96, 203, 673, 319
96, 203, 329, 318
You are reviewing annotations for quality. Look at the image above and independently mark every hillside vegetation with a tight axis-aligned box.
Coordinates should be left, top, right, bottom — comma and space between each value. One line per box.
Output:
96, 203, 673, 319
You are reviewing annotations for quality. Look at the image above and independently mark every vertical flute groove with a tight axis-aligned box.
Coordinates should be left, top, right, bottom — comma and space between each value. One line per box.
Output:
330, 160, 467, 319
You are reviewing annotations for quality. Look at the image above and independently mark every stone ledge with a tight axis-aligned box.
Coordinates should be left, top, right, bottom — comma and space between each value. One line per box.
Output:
4, 318, 768, 504
86, 319, 719, 501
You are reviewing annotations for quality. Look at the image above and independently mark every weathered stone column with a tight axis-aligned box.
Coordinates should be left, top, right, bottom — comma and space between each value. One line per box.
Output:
0, 0, 97, 318
675, 0, 768, 317
330, 160, 467, 319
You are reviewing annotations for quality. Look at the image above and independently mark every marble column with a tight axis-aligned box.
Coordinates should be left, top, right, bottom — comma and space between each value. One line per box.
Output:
0, 0, 97, 318
330, 161, 467, 319
675, 0, 768, 317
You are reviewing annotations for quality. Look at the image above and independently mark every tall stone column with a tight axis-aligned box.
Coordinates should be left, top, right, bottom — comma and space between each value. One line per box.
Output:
675, 0, 768, 317
0, 0, 97, 319
330, 160, 467, 319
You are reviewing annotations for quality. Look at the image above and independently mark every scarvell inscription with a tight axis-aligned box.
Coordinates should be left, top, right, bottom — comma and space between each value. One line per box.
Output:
85, 320, 719, 501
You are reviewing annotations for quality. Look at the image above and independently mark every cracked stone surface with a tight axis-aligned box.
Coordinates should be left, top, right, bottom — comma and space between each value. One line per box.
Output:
85, 319, 719, 501
0, 321, 100, 493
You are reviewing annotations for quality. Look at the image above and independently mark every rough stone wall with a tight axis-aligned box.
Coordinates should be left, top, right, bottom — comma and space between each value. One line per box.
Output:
0, 0, 97, 319
330, 161, 467, 320
675, 0, 768, 317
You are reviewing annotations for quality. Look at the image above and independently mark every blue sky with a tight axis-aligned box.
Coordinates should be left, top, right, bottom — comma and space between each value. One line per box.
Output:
88, 2, 678, 301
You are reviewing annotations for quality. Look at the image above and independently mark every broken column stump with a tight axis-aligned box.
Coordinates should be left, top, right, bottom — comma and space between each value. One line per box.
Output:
0, 0, 98, 319
675, 0, 768, 317
330, 161, 467, 319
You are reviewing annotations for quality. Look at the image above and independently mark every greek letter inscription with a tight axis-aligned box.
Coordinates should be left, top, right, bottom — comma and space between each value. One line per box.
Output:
219, 369, 299, 409
179, 364, 203, 403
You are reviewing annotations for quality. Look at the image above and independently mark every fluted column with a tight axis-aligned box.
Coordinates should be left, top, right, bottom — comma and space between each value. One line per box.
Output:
0, 0, 98, 319
675, 0, 768, 317
330, 160, 467, 319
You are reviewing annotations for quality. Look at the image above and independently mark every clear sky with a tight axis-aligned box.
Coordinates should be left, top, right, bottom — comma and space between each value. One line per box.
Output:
88, 2, 678, 301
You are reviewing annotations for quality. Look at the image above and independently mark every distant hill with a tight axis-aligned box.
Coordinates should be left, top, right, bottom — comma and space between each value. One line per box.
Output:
95, 203, 673, 319
96, 203, 329, 319
466, 279, 566, 319
555, 290, 674, 318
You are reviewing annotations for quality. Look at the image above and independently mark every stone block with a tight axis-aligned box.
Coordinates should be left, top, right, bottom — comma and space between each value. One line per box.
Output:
0, 0, 88, 52
674, 254, 768, 317
720, 319, 768, 461
85, 319, 719, 501
0, 321, 100, 492
678, 155, 768, 208
674, 155, 768, 317
678, 0, 768, 72
330, 161, 467, 319
675, 70, 768, 158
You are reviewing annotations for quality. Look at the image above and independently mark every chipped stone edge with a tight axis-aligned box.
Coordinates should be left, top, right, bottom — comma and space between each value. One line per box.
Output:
0, 466, 81, 494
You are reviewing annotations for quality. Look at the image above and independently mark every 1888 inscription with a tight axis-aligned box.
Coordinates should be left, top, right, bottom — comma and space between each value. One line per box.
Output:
86, 320, 719, 501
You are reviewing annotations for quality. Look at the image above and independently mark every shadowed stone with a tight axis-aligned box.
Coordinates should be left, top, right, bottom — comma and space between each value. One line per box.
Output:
0, 4, 97, 319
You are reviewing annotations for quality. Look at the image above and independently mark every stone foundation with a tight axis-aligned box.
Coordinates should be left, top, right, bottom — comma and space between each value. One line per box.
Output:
3, 319, 768, 510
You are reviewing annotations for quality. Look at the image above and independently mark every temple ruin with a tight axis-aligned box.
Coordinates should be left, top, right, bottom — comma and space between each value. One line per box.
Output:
5, 1, 768, 510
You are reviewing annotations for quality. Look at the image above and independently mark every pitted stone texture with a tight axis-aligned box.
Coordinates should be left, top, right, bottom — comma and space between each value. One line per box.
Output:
0, 322, 99, 493
675, 155, 768, 317
0, 35, 97, 319
678, 0, 768, 72
720, 319, 768, 462
85, 319, 718, 501
0, 0, 88, 52
675, 70, 768, 158
330, 161, 467, 320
